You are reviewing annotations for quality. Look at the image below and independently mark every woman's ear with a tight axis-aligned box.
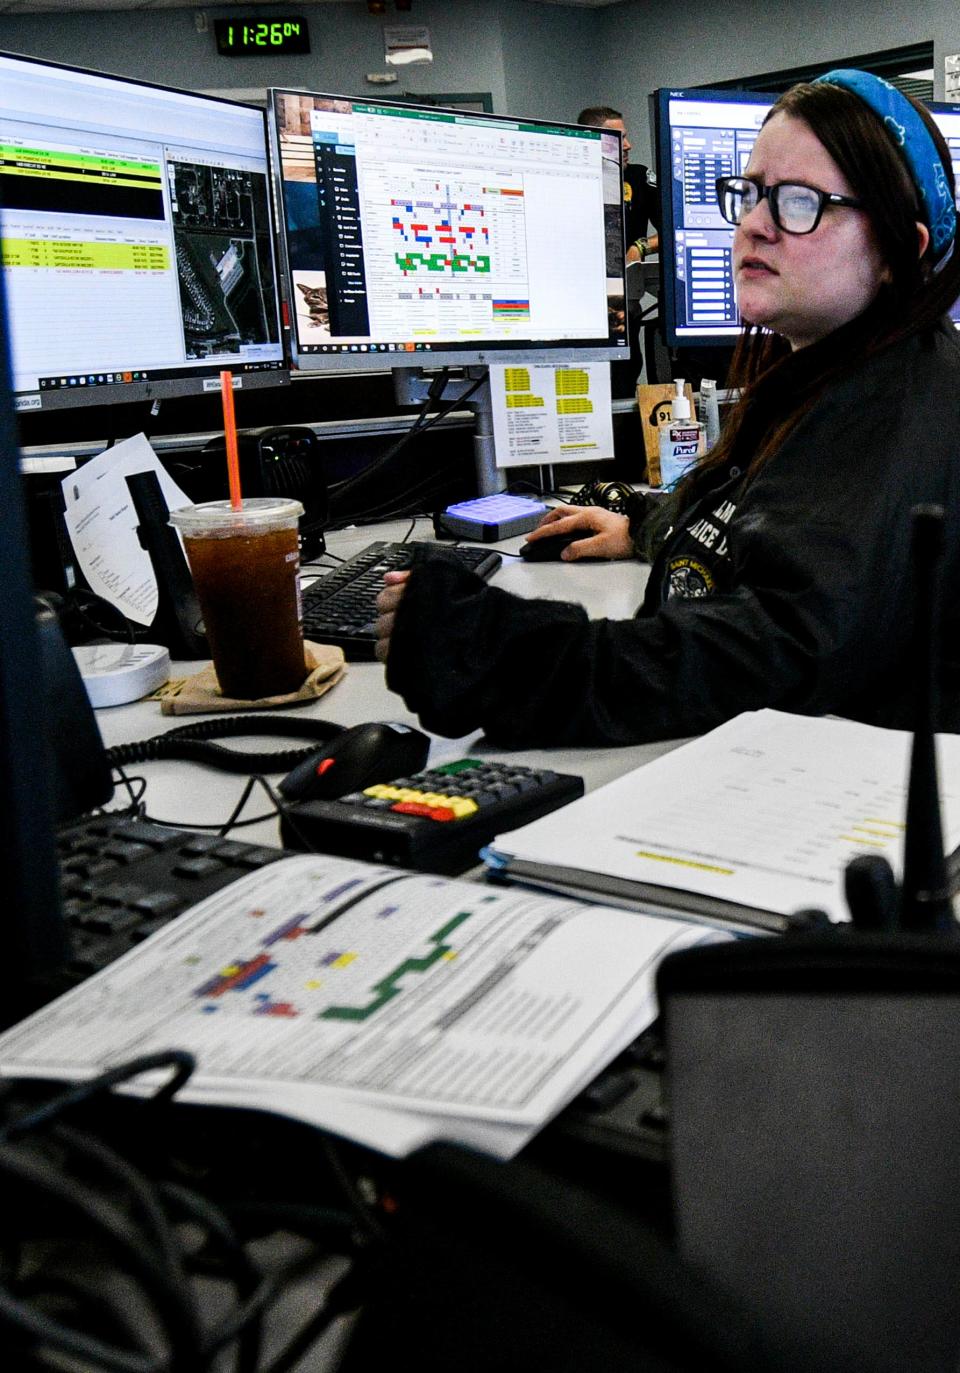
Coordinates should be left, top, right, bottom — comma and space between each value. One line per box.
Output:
917, 221, 931, 260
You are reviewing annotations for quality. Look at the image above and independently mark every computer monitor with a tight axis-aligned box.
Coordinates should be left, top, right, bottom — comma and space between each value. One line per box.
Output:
0, 50, 287, 415
267, 90, 628, 371
0, 261, 69, 992
925, 103, 960, 328
653, 87, 775, 349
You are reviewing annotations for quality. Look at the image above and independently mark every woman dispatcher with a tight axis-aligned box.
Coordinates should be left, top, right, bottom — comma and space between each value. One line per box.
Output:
375, 71, 960, 748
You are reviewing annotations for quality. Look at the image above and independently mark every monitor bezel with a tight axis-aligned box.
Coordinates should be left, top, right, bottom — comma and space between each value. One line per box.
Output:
921, 101, 960, 332
267, 88, 630, 373
0, 48, 289, 416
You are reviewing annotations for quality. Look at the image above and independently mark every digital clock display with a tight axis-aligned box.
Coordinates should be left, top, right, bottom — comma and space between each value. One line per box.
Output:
214, 17, 310, 56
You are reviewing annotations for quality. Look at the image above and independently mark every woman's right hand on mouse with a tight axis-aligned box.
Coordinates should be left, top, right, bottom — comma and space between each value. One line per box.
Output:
522, 505, 634, 561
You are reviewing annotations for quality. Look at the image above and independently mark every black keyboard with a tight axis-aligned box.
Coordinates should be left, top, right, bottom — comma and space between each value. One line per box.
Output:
56, 813, 285, 986
301, 540, 502, 661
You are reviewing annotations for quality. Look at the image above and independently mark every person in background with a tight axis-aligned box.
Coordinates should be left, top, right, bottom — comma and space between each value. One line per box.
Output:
376, 71, 960, 748
578, 105, 659, 394
577, 104, 660, 263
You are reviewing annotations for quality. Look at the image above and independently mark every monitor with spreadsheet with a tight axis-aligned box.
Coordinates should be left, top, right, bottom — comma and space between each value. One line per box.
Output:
267, 90, 628, 371
0, 50, 287, 413
654, 86, 775, 349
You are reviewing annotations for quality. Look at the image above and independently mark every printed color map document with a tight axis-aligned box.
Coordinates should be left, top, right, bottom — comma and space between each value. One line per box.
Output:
485, 710, 960, 931
0, 855, 713, 1158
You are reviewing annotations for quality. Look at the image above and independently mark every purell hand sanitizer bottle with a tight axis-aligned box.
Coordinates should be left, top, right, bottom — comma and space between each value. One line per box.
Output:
658, 378, 705, 488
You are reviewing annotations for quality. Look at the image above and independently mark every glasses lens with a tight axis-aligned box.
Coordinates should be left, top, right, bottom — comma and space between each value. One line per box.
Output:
772, 184, 821, 233
718, 178, 754, 225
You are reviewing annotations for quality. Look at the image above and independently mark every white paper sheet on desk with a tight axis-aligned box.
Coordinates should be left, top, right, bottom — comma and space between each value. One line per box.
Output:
0, 854, 717, 1159
61, 432, 191, 626
486, 709, 960, 925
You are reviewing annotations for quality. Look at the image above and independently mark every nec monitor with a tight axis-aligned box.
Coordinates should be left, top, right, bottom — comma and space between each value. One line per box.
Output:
654, 86, 775, 349
267, 90, 628, 371
0, 50, 287, 414
924, 103, 960, 328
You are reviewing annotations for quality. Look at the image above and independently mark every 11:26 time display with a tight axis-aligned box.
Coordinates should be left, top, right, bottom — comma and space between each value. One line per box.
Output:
214, 17, 311, 55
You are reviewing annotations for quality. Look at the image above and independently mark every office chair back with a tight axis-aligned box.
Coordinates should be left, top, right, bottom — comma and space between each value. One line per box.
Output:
659, 933, 960, 1373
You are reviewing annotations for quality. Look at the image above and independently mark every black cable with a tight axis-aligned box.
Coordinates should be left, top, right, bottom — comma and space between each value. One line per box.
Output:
112, 768, 148, 812
157, 1181, 263, 1373
327, 371, 487, 525
105, 716, 342, 775
0, 1283, 159, 1373
343, 471, 454, 524
317, 1137, 389, 1249
0, 1143, 202, 1369
258, 1269, 366, 1373
217, 774, 263, 839
3, 1053, 196, 1142
0, 1053, 382, 1373
50, 1124, 187, 1292
141, 810, 277, 834
347, 378, 489, 521
257, 777, 321, 855
329, 369, 450, 501
222, 1200, 355, 1241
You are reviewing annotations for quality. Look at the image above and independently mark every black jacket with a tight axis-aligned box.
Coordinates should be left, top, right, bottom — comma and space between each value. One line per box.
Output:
386, 322, 960, 747
624, 164, 659, 246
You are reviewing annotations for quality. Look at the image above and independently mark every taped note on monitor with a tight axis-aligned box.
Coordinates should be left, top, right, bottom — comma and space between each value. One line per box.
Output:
490, 362, 614, 468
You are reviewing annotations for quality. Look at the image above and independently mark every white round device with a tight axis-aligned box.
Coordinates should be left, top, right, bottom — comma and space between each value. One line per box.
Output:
72, 643, 171, 709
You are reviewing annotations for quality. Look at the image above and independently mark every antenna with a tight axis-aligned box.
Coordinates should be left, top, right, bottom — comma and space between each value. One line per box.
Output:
843, 505, 955, 932
899, 503, 954, 930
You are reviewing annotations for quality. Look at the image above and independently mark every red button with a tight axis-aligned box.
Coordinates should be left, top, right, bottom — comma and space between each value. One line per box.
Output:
392, 802, 456, 822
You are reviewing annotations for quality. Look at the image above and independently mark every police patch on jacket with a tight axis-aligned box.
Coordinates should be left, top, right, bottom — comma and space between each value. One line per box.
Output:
666, 555, 715, 598
660, 493, 738, 600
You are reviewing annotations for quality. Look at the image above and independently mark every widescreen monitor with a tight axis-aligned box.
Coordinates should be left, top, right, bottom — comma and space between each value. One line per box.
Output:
925, 103, 960, 328
654, 86, 775, 349
0, 50, 287, 414
655, 86, 960, 350
267, 90, 628, 371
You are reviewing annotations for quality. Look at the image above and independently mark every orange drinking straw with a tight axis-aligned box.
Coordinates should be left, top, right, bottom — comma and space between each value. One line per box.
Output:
220, 369, 242, 510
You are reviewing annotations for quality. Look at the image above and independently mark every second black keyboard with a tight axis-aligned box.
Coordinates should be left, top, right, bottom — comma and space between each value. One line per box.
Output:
301, 540, 502, 660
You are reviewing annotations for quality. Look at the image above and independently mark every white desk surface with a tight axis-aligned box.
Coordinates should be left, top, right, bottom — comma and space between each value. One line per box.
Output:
95, 516, 682, 846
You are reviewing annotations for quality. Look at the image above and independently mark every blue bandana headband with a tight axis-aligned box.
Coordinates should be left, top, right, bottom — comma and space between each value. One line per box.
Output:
813, 68, 956, 265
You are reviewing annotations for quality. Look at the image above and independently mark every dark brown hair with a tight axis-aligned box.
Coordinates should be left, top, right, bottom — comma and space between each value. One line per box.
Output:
577, 106, 622, 127
675, 80, 960, 507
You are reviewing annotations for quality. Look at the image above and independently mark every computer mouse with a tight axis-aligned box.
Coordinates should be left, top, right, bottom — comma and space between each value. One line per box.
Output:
519, 529, 597, 562
278, 721, 431, 801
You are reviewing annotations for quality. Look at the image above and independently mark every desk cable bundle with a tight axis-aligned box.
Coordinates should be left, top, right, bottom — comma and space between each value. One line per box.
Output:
0, 1051, 383, 1373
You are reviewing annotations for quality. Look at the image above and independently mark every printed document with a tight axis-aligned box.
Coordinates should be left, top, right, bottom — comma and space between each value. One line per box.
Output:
61, 432, 191, 626
490, 362, 614, 467
0, 855, 715, 1158
486, 710, 960, 927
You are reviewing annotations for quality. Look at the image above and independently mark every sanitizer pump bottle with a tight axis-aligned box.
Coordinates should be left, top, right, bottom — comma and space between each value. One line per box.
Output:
658, 378, 706, 489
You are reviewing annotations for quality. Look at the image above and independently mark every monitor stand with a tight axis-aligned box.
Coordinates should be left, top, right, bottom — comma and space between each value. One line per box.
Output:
394, 366, 504, 496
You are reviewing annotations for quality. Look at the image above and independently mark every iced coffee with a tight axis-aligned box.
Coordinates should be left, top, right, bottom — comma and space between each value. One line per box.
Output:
170, 498, 306, 699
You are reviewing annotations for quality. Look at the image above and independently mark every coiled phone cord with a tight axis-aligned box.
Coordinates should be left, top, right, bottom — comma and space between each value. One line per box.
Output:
105, 715, 343, 775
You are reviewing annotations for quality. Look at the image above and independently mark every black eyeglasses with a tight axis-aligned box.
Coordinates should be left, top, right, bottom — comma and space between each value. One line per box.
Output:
716, 175, 864, 235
